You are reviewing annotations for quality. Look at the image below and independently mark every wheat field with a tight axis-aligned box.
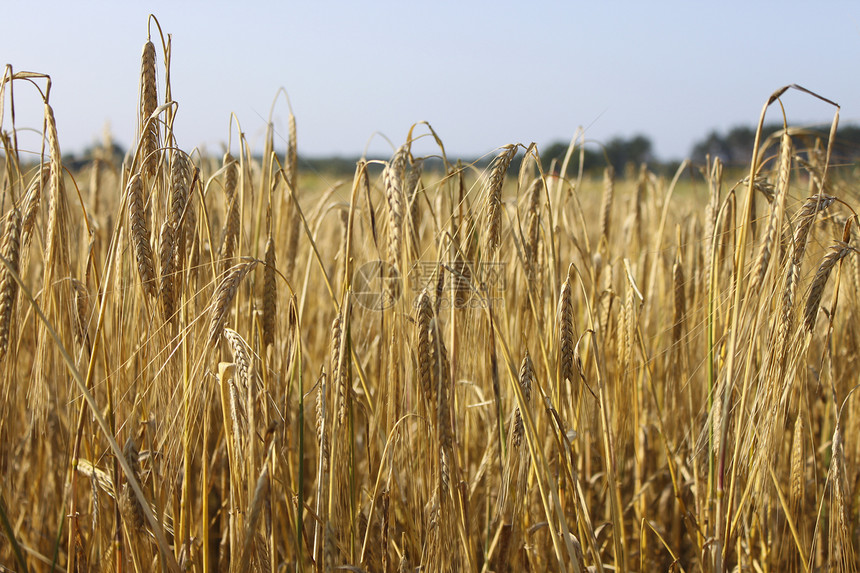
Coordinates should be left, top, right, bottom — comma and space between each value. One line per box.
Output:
2, 17, 860, 573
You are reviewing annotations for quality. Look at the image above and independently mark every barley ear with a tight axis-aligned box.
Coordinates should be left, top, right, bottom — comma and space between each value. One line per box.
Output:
384, 145, 408, 281
789, 414, 805, 516
513, 352, 534, 448
750, 132, 791, 292
558, 276, 574, 387
599, 164, 615, 247
485, 144, 517, 254
261, 236, 276, 347
208, 260, 259, 347
0, 208, 22, 363
793, 194, 836, 261
803, 242, 851, 332
829, 422, 856, 568
21, 165, 48, 250
71, 278, 89, 349
139, 40, 159, 177
416, 290, 435, 412
169, 152, 191, 232
127, 173, 157, 298
286, 113, 298, 191
119, 438, 145, 532
224, 328, 252, 392
524, 177, 543, 281
330, 313, 348, 424
220, 153, 241, 269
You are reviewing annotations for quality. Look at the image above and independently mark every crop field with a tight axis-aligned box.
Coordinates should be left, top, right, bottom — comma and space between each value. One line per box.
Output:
2, 18, 860, 573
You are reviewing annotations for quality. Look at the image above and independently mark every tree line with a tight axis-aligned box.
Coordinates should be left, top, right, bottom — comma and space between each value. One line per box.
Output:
63, 123, 860, 177
538, 123, 860, 175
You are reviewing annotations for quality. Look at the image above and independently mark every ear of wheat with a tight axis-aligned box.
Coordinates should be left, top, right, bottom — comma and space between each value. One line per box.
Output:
139, 40, 159, 177
0, 208, 22, 363
127, 173, 157, 298
485, 144, 517, 254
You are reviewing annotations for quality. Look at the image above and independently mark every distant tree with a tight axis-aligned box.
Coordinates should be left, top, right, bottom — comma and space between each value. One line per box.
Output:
540, 141, 577, 172
724, 126, 758, 163
540, 134, 653, 174
605, 134, 653, 169
830, 125, 860, 161
301, 155, 362, 174
64, 141, 127, 170
539, 140, 599, 173
687, 123, 860, 165
540, 141, 570, 168
691, 130, 732, 164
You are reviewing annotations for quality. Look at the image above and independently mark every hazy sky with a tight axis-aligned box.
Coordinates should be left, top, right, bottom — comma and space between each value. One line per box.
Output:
3, 1, 859, 161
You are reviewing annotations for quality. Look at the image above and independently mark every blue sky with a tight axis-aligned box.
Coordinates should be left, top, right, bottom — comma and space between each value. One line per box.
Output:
3, 1, 859, 161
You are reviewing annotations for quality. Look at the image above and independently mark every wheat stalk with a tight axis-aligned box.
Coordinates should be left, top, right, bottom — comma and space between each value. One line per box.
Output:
384, 145, 408, 276
829, 421, 856, 570
599, 165, 615, 247
21, 164, 49, 250
330, 313, 347, 424
127, 173, 157, 298
0, 208, 21, 363
159, 220, 176, 321
792, 193, 836, 260
220, 153, 241, 269
169, 151, 191, 230
750, 132, 792, 292
803, 242, 852, 332
43, 102, 69, 280
524, 177, 543, 283
485, 144, 517, 254
261, 236, 276, 348
208, 260, 258, 347
406, 158, 423, 247
316, 367, 330, 473
118, 438, 145, 532
71, 278, 88, 349
286, 113, 298, 191
558, 276, 574, 387
139, 40, 159, 177
789, 414, 805, 517
224, 328, 252, 393
672, 256, 686, 349
416, 290, 435, 411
